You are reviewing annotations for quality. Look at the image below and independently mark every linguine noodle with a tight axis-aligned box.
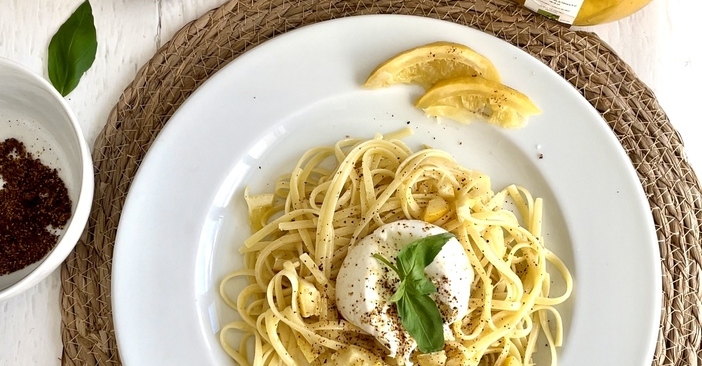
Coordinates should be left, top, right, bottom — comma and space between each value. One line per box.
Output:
219, 129, 573, 366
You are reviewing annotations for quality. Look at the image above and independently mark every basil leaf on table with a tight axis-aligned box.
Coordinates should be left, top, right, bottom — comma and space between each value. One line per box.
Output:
48, 0, 97, 96
373, 232, 455, 354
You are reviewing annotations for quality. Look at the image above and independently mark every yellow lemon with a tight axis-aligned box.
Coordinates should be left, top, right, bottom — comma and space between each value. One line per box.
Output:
501, 355, 523, 366
574, 0, 652, 26
364, 41, 501, 89
415, 76, 541, 128
511, 0, 651, 25
423, 197, 450, 222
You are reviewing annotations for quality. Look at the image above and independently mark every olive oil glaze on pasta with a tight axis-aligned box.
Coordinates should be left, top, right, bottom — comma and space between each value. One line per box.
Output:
219, 128, 573, 366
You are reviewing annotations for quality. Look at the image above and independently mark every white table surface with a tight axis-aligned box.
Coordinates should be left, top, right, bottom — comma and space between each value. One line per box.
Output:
0, 0, 699, 364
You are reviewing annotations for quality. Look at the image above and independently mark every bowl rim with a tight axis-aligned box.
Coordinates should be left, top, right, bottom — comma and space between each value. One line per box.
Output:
0, 57, 94, 301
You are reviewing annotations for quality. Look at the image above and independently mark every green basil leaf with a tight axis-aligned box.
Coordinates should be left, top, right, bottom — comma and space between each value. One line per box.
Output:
48, 0, 97, 96
398, 232, 454, 282
410, 232, 455, 268
372, 231, 455, 354
396, 251, 416, 281
389, 281, 406, 303
396, 293, 445, 353
411, 277, 437, 295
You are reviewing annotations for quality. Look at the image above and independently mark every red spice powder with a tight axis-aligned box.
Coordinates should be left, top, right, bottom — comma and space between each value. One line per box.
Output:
0, 138, 72, 275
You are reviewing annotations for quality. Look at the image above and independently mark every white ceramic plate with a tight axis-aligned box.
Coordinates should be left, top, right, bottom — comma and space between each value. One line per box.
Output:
113, 15, 661, 366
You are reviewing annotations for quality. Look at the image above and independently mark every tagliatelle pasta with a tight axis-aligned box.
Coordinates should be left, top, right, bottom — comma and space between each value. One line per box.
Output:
219, 129, 573, 366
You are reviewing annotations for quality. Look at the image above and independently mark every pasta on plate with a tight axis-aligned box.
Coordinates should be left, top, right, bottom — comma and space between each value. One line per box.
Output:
219, 129, 573, 366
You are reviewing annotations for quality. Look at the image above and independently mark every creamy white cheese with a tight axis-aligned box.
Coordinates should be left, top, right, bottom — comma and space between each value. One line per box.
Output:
335, 220, 473, 363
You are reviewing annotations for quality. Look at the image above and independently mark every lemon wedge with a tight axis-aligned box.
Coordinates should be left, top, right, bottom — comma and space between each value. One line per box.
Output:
364, 41, 501, 89
415, 76, 541, 128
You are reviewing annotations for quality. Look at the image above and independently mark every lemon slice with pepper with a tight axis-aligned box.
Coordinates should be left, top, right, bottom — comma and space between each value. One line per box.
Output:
364, 41, 501, 89
415, 76, 541, 128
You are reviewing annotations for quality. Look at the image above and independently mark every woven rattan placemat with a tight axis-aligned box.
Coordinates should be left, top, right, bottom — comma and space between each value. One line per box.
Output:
59, 0, 702, 365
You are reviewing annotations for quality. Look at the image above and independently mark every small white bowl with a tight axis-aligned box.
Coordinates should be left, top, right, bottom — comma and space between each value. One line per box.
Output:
0, 58, 93, 301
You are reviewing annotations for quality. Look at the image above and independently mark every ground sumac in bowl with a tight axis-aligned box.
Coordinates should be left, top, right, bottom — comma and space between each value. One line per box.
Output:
0, 138, 72, 275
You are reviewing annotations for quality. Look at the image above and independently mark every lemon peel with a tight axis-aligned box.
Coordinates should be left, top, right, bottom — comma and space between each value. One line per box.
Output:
364, 41, 501, 89
415, 76, 541, 129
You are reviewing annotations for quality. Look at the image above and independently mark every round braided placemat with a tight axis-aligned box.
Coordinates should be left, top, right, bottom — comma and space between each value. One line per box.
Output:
59, 0, 702, 365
